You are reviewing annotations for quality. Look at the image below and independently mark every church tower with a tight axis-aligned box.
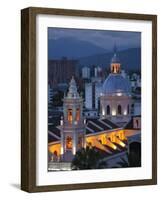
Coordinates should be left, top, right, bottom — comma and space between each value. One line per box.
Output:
60, 77, 86, 162
100, 46, 132, 124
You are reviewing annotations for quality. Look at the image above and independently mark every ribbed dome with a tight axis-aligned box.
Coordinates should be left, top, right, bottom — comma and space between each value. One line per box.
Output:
102, 74, 131, 95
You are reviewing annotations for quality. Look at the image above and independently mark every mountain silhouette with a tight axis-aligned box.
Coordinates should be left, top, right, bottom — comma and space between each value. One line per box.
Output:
48, 37, 108, 59
78, 47, 141, 72
48, 37, 141, 72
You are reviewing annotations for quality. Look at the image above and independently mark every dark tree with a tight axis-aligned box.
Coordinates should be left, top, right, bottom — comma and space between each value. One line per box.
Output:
71, 147, 107, 170
52, 91, 64, 106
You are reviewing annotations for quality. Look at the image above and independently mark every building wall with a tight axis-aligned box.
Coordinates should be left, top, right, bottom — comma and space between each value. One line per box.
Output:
85, 83, 93, 109
85, 82, 103, 109
48, 129, 129, 156
100, 95, 132, 123
82, 66, 90, 79
48, 58, 78, 87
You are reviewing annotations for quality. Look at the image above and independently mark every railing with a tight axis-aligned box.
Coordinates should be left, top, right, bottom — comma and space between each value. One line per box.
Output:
48, 162, 72, 171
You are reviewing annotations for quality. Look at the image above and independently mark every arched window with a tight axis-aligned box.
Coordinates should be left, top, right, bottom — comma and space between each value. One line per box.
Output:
66, 136, 72, 149
76, 108, 80, 121
98, 98, 100, 111
118, 105, 122, 115
131, 104, 134, 114
53, 151, 57, 156
67, 109, 73, 122
127, 104, 130, 114
78, 135, 83, 148
107, 105, 110, 115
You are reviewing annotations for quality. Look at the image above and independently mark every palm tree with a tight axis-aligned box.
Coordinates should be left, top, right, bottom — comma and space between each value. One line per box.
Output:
71, 147, 107, 170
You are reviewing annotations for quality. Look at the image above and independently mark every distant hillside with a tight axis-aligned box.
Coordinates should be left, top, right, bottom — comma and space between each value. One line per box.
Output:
48, 37, 107, 59
78, 48, 141, 72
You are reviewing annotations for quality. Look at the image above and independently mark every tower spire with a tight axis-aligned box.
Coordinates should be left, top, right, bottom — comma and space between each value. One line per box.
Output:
113, 43, 117, 54
67, 76, 79, 98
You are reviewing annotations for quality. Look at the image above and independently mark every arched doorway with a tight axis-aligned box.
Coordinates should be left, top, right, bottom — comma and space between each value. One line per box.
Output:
66, 136, 72, 149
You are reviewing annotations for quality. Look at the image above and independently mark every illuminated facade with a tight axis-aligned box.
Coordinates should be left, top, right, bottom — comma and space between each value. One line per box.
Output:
48, 47, 141, 170
48, 115, 141, 168
60, 77, 86, 162
100, 47, 132, 124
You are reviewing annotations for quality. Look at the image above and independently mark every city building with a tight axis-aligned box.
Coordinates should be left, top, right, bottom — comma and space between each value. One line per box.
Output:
82, 66, 90, 79
100, 49, 132, 125
48, 57, 78, 87
130, 73, 141, 91
83, 108, 98, 119
48, 84, 54, 104
85, 81, 102, 109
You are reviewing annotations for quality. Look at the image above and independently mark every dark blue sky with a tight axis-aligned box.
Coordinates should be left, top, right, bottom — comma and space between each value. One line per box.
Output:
48, 28, 141, 59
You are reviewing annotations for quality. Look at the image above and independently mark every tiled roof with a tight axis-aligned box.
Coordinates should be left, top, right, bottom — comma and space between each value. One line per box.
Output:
86, 118, 119, 134
48, 118, 119, 142
48, 132, 59, 143
124, 119, 133, 129
124, 115, 141, 130
48, 126, 61, 138
101, 119, 118, 129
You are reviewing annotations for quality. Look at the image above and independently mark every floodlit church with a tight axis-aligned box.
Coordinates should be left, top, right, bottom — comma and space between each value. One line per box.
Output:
48, 49, 141, 170
100, 48, 132, 125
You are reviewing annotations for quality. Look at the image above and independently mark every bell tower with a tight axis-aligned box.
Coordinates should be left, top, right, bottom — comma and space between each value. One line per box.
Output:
60, 77, 86, 162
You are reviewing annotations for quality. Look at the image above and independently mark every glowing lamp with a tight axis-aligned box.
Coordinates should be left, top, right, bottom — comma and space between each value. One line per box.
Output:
117, 92, 122, 96
123, 110, 127, 115
60, 146, 64, 155
112, 109, 116, 116
102, 109, 105, 116
73, 146, 76, 155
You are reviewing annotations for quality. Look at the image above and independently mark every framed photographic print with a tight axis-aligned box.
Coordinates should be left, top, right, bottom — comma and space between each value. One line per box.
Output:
21, 7, 157, 192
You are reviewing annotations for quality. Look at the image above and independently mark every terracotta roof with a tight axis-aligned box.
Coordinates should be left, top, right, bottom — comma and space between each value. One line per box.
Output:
48, 118, 119, 142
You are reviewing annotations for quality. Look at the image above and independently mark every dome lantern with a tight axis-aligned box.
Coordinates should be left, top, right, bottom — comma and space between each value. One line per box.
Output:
110, 45, 121, 74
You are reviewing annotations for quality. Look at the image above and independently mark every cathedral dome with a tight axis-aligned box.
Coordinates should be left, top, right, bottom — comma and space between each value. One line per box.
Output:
102, 73, 131, 95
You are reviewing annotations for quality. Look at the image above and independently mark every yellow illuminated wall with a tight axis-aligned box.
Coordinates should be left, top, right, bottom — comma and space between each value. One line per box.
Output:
48, 142, 61, 156
48, 129, 132, 156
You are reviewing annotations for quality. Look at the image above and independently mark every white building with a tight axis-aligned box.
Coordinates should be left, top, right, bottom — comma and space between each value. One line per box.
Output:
94, 66, 102, 77
130, 73, 141, 90
132, 102, 141, 115
82, 66, 90, 79
85, 81, 102, 109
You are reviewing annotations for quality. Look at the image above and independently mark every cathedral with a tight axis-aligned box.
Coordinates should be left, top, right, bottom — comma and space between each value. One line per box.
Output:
100, 48, 132, 125
48, 49, 141, 170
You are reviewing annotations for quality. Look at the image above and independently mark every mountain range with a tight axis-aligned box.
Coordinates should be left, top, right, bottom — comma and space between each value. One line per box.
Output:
48, 37, 107, 59
48, 37, 141, 72
78, 47, 141, 72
